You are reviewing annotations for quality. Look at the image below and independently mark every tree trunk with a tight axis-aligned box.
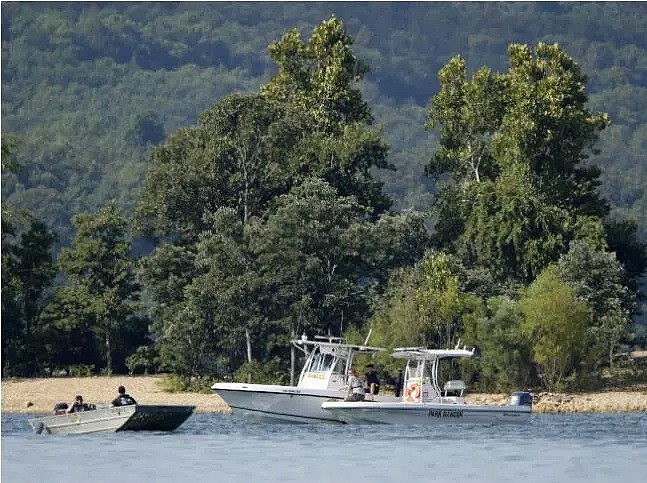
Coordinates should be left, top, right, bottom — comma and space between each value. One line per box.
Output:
105, 329, 112, 376
246, 329, 252, 383
290, 329, 296, 386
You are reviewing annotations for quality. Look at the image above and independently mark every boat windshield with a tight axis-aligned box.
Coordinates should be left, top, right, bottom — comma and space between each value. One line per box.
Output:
310, 353, 338, 373
294, 338, 384, 389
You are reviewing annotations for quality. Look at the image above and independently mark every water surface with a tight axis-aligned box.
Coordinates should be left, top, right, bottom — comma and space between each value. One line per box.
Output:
2, 412, 646, 482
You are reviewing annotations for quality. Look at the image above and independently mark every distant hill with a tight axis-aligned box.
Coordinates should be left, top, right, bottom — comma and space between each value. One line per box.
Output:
2, 2, 646, 245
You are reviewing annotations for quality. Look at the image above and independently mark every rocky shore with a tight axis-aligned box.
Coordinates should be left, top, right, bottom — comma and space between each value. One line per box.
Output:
466, 388, 647, 413
2, 376, 646, 414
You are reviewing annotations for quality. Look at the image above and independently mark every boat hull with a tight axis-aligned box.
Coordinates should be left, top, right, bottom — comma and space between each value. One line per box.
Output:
213, 383, 346, 423
320, 401, 531, 425
29, 405, 195, 435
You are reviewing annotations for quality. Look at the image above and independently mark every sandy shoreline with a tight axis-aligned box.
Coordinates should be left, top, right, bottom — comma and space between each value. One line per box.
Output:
1, 376, 231, 414
2, 376, 646, 414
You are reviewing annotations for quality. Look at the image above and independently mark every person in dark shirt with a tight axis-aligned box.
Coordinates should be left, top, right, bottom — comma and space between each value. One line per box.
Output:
67, 395, 87, 413
364, 364, 380, 401
110, 385, 137, 407
394, 369, 404, 398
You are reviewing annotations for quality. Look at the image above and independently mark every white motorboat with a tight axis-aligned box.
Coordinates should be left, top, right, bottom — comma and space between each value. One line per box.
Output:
212, 335, 398, 423
29, 404, 196, 435
321, 346, 532, 424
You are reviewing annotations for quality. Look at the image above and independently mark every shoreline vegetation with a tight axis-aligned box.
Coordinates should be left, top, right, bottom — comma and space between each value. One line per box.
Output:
2, 376, 646, 414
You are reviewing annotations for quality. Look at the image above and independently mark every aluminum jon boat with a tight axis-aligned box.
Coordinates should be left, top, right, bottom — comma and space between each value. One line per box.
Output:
212, 335, 398, 423
29, 405, 196, 435
321, 346, 532, 424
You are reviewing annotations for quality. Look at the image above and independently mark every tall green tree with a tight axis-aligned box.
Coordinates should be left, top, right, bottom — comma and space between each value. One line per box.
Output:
2, 135, 57, 376
262, 15, 372, 133
262, 16, 394, 214
250, 178, 373, 340
1, 220, 57, 375
426, 43, 614, 283
55, 202, 140, 373
134, 18, 414, 378
136, 94, 306, 242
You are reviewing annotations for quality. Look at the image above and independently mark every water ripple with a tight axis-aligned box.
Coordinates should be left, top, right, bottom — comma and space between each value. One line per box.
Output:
2, 412, 646, 483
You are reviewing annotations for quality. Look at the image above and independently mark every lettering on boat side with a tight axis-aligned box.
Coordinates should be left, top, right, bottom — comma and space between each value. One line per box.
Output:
281, 389, 301, 394
427, 409, 463, 418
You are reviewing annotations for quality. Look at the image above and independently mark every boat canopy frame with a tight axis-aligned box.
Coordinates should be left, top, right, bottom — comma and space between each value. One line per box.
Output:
292, 335, 384, 387
392, 345, 475, 403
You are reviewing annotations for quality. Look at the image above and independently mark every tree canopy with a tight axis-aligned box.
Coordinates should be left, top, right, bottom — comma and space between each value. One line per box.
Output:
2, 7, 646, 389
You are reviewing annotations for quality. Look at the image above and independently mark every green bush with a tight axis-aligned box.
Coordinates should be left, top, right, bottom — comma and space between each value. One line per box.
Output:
233, 359, 289, 385
157, 374, 216, 394
67, 364, 95, 377
126, 345, 161, 375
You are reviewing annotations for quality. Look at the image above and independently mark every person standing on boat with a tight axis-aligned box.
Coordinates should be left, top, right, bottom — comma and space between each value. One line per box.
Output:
110, 385, 137, 407
364, 364, 380, 401
344, 369, 365, 402
394, 369, 404, 398
67, 395, 87, 413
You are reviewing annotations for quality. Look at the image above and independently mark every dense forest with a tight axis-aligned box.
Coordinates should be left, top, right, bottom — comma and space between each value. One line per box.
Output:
2, 2, 647, 391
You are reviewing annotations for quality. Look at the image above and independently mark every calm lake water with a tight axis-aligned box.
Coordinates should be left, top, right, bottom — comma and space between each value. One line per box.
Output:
2, 412, 646, 483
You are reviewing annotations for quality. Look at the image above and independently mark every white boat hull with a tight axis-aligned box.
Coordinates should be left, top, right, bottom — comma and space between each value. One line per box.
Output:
321, 401, 531, 425
213, 383, 347, 423
30, 406, 136, 435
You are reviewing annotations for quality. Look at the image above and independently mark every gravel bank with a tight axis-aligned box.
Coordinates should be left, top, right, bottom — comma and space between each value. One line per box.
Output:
467, 388, 647, 413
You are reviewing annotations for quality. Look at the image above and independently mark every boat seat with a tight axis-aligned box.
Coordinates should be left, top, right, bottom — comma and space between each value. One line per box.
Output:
53, 402, 68, 415
443, 380, 466, 397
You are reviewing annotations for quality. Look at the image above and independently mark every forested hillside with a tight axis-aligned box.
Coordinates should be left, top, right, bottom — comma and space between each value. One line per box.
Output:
2, 3, 647, 388
2, 2, 646, 242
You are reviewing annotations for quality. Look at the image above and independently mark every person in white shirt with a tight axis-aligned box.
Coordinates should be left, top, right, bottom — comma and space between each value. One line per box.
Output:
344, 368, 365, 402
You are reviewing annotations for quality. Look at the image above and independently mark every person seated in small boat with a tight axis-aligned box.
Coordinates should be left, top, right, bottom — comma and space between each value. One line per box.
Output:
110, 385, 137, 407
67, 395, 88, 413
343, 369, 365, 402
364, 364, 380, 401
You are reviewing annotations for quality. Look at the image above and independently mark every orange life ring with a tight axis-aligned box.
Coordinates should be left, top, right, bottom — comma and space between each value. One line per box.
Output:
405, 383, 420, 401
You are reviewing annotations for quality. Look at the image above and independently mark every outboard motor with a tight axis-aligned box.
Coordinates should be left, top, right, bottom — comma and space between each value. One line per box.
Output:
509, 391, 533, 407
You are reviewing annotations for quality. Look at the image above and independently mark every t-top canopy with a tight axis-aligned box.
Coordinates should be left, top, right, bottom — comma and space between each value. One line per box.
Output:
292, 338, 385, 355
391, 347, 475, 360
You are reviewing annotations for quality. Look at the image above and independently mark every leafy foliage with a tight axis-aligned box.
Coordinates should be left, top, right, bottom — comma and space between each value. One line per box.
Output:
2, 7, 647, 388
520, 266, 591, 391
49, 202, 142, 374
557, 240, 635, 368
461, 296, 533, 392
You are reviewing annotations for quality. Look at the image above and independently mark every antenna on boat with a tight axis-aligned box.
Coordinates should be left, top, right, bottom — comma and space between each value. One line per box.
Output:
363, 328, 373, 346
